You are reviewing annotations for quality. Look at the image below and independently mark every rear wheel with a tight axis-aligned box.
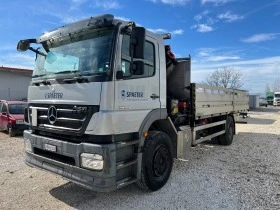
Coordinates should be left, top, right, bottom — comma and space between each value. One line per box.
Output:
8, 125, 16, 137
137, 131, 173, 191
219, 116, 234, 145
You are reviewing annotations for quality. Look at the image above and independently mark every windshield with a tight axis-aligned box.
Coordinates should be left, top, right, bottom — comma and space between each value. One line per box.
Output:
33, 27, 114, 80
275, 94, 280, 97
8, 104, 26, 114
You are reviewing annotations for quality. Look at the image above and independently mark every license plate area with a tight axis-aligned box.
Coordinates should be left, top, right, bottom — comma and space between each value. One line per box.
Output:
44, 144, 57, 152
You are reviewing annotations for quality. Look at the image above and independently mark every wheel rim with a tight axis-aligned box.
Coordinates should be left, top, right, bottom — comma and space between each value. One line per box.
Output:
153, 145, 170, 177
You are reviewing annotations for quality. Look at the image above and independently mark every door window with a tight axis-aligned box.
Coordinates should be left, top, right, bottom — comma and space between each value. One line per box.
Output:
1, 104, 7, 114
121, 34, 155, 78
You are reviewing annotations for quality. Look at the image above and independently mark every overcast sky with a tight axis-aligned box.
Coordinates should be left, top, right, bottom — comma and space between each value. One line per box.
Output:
0, 0, 280, 94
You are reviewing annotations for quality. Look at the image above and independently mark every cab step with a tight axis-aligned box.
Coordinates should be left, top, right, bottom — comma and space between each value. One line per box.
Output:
116, 159, 137, 170
117, 177, 137, 189
116, 140, 139, 148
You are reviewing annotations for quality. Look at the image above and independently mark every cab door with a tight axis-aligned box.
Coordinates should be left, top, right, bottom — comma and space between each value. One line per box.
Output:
115, 34, 160, 111
113, 33, 160, 133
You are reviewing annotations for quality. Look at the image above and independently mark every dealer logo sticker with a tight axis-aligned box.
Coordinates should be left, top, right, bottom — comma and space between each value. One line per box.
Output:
45, 88, 63, 99
121, 90, 126, 99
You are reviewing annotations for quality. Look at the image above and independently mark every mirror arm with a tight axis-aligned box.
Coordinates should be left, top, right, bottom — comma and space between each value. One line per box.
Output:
28, 47, 46, 57
42, 42, 50, 52
129, 42, 135, 74
27, 39, 37, 43
121, 21, 136, 33
116, 71, 124, 80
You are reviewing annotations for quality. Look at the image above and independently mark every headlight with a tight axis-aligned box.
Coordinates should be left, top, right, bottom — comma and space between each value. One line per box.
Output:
24, 138, 32, 152
80, 153, 103, 170
16, 120, 24, 124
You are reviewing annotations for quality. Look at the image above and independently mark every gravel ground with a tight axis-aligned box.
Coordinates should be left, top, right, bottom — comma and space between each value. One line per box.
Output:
0, 107, 280, 210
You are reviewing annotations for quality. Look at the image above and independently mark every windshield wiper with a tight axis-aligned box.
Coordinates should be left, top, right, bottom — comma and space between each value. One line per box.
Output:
53, 70, 89, 83
32, 74, 47, 78
32, 79, 51, 86
63, 75, 89, 84
54, 70, 81, 75
32, 73, 51, 85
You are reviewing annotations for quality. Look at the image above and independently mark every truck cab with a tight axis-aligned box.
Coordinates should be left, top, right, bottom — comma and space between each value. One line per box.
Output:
18, 14, 248, 192
266, 92, 274, 105
18, 14, 175, 192
273, 92, 280, 106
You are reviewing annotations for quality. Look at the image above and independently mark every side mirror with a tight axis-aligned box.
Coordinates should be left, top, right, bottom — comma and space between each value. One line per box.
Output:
116, 71, 124, 80
2, 112, 7, 115
132, 61, 144, 75
131, 27, 145, 59
17, 39, 37, 52
17, 40, 31, 52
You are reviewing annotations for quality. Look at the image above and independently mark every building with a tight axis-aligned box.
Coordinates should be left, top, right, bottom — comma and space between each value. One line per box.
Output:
249, 94, 260, 109
0, 66, 32, 101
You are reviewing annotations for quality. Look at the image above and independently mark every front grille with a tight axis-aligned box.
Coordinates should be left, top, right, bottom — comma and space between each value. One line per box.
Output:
34, 147, 75, 165
29, 104, 99, 135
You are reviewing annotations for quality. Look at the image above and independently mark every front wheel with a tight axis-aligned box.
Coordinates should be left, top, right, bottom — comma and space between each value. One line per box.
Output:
137, 131, 173, 191
8, 125, 16, 137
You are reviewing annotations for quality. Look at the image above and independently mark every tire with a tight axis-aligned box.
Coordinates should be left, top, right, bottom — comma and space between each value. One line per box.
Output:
211, 137, 220, 144
219, 116, 234, 145
137, 131, 173, 191
8, 125, 16, 137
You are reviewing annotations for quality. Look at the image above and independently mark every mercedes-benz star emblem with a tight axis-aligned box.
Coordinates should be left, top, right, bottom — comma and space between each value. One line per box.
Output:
48, 106, 57, 124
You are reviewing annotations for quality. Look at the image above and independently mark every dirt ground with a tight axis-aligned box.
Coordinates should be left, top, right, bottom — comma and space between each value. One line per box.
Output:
0, 107, 280, 210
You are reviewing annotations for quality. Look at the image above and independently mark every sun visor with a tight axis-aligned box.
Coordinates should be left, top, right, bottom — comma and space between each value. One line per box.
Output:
37, 14, 114, 43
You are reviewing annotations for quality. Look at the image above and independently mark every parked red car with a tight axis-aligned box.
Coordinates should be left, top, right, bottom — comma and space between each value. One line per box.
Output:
0, 100, 28, 136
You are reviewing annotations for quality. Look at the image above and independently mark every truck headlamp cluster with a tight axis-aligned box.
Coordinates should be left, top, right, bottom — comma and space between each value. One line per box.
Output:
80, 153, 103, 170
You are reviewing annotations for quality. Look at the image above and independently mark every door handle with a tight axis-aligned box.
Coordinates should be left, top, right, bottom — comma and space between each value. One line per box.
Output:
150, 94, 160, 99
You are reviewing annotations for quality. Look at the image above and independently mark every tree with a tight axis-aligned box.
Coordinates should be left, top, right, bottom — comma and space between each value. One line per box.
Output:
272, 79, 280, 92
201, 66, 244, 89
265, 84, 271, 93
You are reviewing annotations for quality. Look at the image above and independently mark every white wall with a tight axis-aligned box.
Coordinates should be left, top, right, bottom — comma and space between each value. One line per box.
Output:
0, 71, 31, 100
249, 95, 260, 109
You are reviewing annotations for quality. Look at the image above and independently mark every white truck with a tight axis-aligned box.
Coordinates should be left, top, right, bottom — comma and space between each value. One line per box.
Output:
273, 92, 280, 106
17, 14, 249, 192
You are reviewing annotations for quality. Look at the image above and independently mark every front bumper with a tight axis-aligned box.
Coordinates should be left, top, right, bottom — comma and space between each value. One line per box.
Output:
24, 130, 118, 192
